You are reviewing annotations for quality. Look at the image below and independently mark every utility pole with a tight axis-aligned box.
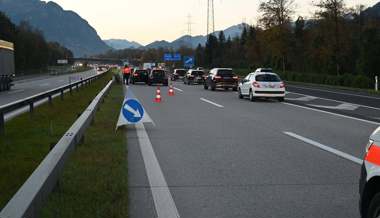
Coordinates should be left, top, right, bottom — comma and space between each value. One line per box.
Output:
207, 0, 215, 36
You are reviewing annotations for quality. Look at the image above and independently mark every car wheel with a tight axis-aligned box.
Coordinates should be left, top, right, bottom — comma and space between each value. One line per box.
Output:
368, 193, 380, 218
249, 90, 256, 102
278, 97, 285, 102
204, 85, 208, 90
238, 89, 243, 99
232, 87, 238, 91
224, 87, 229, 91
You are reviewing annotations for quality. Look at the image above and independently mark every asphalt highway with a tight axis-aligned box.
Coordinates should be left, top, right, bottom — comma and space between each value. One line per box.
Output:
0, 69, 97, 106
127, 82, 379, 218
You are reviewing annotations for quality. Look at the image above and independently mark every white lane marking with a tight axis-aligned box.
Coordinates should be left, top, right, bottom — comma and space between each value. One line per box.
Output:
134, 123, 180, 218
287, 91, 380, 111
283, 102, 380, 126
288, 85, 380, 100
200, 98, 224, 108
39, 83, 50, 87
6, 89, 25, 94
286, 96, 318, 101
308, 103, 359, 111
173, 87, 183, 92
283, 131, 362, 165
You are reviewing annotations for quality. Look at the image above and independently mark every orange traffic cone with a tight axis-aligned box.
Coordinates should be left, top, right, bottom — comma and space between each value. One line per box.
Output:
168, 85, 175, 96
155, 87, 162, 103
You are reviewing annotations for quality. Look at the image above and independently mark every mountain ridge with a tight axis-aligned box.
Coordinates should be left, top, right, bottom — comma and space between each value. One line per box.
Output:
0, 0, 110, 57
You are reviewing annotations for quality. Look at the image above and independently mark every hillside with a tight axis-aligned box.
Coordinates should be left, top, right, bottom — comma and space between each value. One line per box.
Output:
0, 0, 110, 57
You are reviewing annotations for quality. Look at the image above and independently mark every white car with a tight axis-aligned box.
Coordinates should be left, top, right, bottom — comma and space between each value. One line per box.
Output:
238, 72, 286, 102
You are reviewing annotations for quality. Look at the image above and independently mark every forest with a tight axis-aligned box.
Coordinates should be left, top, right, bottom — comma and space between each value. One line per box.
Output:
0, 12, 73, 73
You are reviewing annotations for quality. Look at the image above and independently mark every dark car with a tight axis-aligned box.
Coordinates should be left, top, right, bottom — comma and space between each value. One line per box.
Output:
170, 69, 187, 81
184, 70, 205, 85
204, 68, 238, 91
131, 69, 149, 84
147, 69, 168, 86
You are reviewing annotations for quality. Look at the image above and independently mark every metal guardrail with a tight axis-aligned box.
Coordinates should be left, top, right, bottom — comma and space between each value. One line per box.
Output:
0, 70, 107, 134
0, 79, 114, 218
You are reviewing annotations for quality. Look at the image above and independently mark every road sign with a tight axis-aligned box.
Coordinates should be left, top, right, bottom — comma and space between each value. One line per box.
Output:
184, 56, 194, 68
164, 53, 181, 62
122, 99, 145, 124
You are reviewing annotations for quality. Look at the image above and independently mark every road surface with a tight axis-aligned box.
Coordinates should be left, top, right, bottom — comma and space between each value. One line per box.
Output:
126, 82, 379, 218
0, 69, 97, 106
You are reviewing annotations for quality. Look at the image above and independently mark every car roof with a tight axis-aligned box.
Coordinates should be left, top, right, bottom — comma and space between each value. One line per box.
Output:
250, 72, 279, 76
212, 68, 233, 71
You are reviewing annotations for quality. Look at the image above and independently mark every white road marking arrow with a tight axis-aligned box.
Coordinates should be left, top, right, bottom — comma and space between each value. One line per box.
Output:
307, 103, 359, 111
124, 103, 142, 118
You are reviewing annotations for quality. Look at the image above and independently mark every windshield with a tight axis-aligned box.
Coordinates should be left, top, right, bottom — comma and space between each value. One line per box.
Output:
2, 1, 377, 218
176, 70, 186, 76
255, 74, 281, 82
191, 71, 204, 76
217, 70, 234, 77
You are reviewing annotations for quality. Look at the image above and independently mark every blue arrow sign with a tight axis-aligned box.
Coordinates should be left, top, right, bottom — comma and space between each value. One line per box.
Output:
122, 99, 144, 124
184, 56, 194, 68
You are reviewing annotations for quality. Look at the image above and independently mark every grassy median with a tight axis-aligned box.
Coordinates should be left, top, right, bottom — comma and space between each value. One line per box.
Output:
0, 70, 113, 210
39, 81, 128, 218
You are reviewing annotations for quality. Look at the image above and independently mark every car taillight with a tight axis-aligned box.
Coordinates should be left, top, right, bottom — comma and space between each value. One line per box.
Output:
252, 81, 261, 88
214, 76, 222, 80
233, 76, 239, 80
134, 74, 139, 76
280, 82, 285, 88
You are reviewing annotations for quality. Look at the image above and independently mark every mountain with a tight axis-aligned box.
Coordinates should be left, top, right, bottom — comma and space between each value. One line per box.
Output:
0, 0, 110, 57
145, 40, 172, 49
363, 2, 380, 18
143, 23, 247, 50
104, 39, 142, 49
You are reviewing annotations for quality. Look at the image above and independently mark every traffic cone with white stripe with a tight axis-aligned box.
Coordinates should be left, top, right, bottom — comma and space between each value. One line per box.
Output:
168, 85, 175, 96
155, 87, 162, 103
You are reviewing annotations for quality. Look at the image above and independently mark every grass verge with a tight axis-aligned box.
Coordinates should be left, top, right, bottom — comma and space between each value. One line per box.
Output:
39, 82, 127, 218
0, 70, 114, 210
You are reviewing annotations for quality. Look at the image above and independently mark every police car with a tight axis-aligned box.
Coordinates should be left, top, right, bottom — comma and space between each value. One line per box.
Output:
360, 127, 380, 218
238, 71, 286, 102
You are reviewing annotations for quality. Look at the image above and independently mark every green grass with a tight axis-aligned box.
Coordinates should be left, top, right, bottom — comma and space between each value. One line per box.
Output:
39, 82, 127, 218
0, 70, 114, 210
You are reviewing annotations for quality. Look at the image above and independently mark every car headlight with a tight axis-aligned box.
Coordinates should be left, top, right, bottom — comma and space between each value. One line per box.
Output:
366, 140, 374, 153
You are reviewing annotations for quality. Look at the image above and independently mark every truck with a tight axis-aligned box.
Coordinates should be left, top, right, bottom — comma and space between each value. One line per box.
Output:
0, 39, 15, 91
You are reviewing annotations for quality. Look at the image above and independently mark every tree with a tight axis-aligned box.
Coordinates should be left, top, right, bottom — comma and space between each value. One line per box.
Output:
259, 0, 294, 72
316, 0, 346, 75
259, 0, 294, 28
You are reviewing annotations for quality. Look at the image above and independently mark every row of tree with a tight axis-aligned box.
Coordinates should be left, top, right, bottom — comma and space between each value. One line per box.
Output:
0, 12, 73, 72
99, 0, 379, 82
198, 0, 380, 79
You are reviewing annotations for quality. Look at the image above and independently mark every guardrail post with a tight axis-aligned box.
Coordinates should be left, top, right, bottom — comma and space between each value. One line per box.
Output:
60, 90, 64, 100
376, 76, 378, 92
29, 101, 34, 114
0, 111, 4, 135
48, 95, 53, 105
69, 86, 73, 95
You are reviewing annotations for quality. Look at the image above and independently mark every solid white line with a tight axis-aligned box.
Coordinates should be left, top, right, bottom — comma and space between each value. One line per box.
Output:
287, 91, 380, 111
288, 85, 380, 100
134, 123, 180, 218
173, 87, 183, 92
283, 131, 363, 165
200, 98, 224, 108
283, 102, 380, 126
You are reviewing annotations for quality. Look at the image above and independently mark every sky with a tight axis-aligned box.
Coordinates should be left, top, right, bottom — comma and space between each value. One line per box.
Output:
51, 0, 378, 45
